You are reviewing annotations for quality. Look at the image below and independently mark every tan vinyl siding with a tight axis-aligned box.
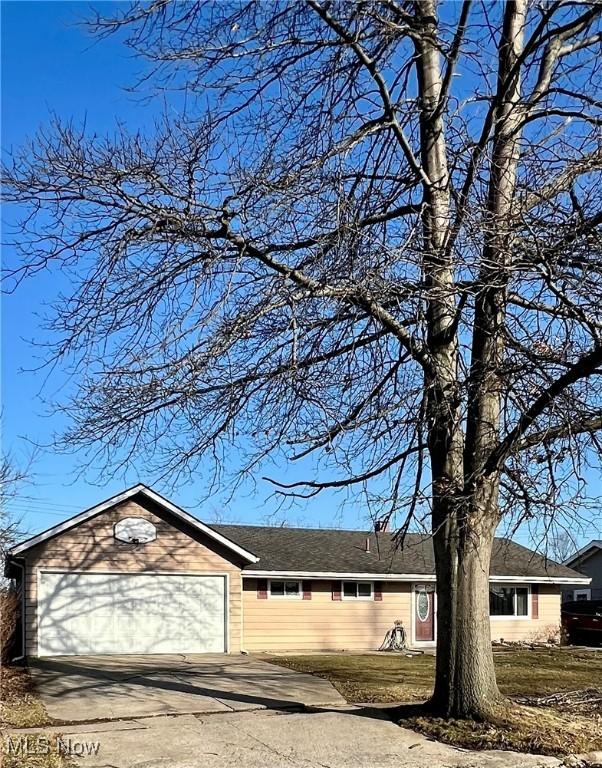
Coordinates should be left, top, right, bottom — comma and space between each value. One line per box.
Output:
242, 579, 411, 651
23, 500, 242, 656
20, 496, 563, 656
242, 579, 562, 651
489, 585, 561, 643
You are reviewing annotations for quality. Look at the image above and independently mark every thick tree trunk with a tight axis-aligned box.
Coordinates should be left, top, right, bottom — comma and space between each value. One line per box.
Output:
424, 0, 527, 721
413, 0, 502, 719
429, 485, 503, 719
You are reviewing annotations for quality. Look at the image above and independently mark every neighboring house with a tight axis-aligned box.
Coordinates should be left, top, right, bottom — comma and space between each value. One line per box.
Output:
563, 540, 602, 601
4, 485, 590, 658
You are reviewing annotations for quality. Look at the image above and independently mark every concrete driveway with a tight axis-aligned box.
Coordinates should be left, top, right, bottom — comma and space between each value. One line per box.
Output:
28, 654, 345, 723
12, 709, 560, 768
17, 656, 562, 768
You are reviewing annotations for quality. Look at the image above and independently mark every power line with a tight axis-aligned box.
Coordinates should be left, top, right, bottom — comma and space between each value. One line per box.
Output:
5, 505, 74, 518
8, 503, 78, 514
8, 498, 80, 509
12, 496, 83, 510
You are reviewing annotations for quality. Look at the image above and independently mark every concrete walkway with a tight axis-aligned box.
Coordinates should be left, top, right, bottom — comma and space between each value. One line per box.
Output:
11, 708, 561, 768
29, 654, 345, 723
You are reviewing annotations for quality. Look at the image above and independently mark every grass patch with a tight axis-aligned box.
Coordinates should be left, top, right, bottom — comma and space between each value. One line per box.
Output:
269, 651, 435, 703
0, 665, 72, 768
1, 664, 51, 728
269, 650, 602, 755
494, 648, 602, 696
1, 740, 71, 768
403, 703, 600, 757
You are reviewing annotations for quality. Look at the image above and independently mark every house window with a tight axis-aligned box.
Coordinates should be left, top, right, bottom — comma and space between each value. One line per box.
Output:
269, 580, 302, 598
574, 589, 591, 601
342, 581, 373, 600
489, 585, 529, 617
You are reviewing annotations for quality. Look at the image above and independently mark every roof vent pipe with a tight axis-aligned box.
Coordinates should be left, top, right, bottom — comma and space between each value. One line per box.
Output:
365, 536, 370, 553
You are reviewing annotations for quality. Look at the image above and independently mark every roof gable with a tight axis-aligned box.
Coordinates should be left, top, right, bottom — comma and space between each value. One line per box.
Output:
8, 485, 259, 563
564, 539, 602, 567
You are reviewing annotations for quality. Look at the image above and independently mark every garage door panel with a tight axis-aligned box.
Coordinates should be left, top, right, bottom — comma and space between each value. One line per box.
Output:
38, 572, 226, 656
40, 628, 96, 656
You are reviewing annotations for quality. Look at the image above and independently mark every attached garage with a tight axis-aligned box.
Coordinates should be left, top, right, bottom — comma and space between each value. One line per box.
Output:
6, 486, 259, 658
37, 571, 227, 656
4, 485, 589, 658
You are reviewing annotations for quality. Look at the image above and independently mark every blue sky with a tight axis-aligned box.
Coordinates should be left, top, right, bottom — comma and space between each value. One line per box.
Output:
1, 1, 152, 530
0, 1, 311, 534
1, 2, 600, 549
0, 1, 361, 536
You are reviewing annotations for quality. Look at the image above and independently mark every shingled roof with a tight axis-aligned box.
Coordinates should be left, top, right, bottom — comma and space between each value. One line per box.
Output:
212, 524, 585, 580
5, 483, 588, 584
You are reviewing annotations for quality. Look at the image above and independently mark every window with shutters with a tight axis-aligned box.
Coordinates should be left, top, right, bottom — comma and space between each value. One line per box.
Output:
269, 580, 302, 599
489, 585, 530, 618
342, 581, 373, 600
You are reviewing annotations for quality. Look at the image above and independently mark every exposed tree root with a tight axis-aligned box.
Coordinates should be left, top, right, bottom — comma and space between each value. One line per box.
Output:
393, 699, 601, 756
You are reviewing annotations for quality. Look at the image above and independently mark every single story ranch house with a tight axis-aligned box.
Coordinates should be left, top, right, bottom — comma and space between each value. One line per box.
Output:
5, 485, 590, 658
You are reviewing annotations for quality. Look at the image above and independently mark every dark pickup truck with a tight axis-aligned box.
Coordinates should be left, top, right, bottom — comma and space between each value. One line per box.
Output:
561, 599, 602, 646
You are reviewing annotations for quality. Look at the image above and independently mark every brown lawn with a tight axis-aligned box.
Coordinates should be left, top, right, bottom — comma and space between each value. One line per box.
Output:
0, 665, 71, 768
269, 649, 602, 756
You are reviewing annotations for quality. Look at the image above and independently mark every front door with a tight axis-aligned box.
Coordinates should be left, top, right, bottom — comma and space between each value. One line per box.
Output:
414, 584, 436, 643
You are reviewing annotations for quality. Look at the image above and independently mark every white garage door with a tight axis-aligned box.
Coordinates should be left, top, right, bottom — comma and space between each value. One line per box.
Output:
38, 572, 226, 656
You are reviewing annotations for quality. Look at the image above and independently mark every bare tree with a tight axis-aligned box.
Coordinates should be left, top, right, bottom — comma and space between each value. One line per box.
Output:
3, 0, 602, 719
549, 531, 578, 564
0, 454, 26, 558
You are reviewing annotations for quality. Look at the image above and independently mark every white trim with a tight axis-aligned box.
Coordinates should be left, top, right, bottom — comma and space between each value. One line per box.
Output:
226, 571, 231, 653
341, 580, 373, 601
268, 579, 303, 599
490, 575, 590, 585
10, 485, 259, 563
573, 588, 592, 601
411, 583, 436, 646
243, 570, 436, 581
489, 583, 531, 621
240, 572, 245, 654
36, 568, 231, 657
241, 570, 590, 585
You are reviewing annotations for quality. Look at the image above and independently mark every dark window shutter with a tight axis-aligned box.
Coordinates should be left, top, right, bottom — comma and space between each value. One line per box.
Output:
257, 579, 268, 600
302, 580, 312, 600
332, 581, 342, 601
374, 581, 383, 601
531, 585, 539, 619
